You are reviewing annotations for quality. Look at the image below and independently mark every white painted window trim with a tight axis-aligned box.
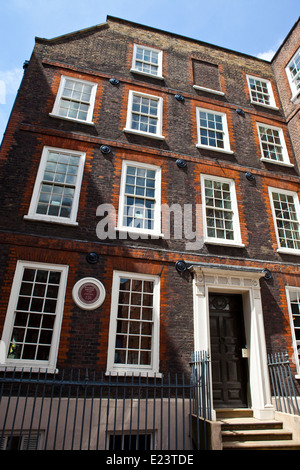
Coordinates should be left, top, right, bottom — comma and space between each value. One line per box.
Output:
196, 107, 233, 154
131, 44, 164, 80
246, 75, 278, 110
268, 186, 300, 255
106, 271, 161, 377
285, 286, 300, 378
123, 90, 164, 140
285, 47, 300, 103
117, 160, 162, 238
0, 260, 69, 373
49, 75, 97, 125
24, 146, 86, 226
256, 122, 293, 167
193, 85, 225, 96
200, 174, 244, 247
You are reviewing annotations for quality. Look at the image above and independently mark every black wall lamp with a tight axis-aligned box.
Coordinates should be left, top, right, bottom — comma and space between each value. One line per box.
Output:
175, 260, 187, 272
86, 252, 99, 264
100, 145, 111, 154
263, 268, 272, 280
175, 94, 184, 102
236, 108, 245, 117
109, 78, 120, 85
245, 172, 255, 182
176, 159, 187, 168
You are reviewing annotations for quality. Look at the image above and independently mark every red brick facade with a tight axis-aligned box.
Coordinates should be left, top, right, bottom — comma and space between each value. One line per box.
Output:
0, 16, 299, 383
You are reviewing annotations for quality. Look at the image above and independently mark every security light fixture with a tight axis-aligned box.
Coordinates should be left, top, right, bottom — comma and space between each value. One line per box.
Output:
236, 108, 245, 117
176, 159, 187, 168
245, 172, 255, 182
175, 94, 184, 102
109, 78, 120, 85
86, 252, 99, 264
175, 260, 187, 272
100, 145, 111, 154
263, 268, 272, 280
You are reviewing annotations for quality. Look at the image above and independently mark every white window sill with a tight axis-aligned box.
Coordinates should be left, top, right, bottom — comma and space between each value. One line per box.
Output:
24, 215, 79, 226
0, 364, 58, 374
106, 369, 162, 378
123, 128, 165, 140
49, 113, 95, 126
196, 144, 233, 155
277, 248, 300, 256
260, 157, 294, 167
130, 68, 164, 80
250, 101, 279, 111
291, 91, 300, 103
205, 239, 245, 248
193, 85, 225, 96
116, 227, 164, 239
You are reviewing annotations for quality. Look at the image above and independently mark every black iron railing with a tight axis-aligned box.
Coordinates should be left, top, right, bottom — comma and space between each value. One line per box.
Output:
0, 353, 211, 450
268, 351, 300, 416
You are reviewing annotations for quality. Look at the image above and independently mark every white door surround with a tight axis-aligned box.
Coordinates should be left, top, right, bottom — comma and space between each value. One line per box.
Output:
189, 262, 274, 420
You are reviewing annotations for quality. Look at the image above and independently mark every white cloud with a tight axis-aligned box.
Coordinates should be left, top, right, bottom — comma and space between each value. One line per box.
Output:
257, 49, 276, 61
0, 81, 5, 105
0, 68, 23, 104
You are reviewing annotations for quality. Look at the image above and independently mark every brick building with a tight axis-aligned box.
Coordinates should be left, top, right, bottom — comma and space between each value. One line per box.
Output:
0, 15, 300, 447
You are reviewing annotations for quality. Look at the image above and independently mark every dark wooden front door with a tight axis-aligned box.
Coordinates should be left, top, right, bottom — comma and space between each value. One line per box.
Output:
209, 294, 248, 408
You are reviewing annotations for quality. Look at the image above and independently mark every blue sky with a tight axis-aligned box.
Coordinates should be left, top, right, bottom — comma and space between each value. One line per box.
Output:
0, 0, 299, 141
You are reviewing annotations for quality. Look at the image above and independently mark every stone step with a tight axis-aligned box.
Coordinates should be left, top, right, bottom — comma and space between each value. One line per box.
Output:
223, 439, 300, 450
216, 408, 254, 419
222, 428, 293, 442
217, 409, 300, 450
220, 418, 283, 431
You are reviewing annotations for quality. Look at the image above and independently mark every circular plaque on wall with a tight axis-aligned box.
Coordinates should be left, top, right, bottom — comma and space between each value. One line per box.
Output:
72, 277, 106, 310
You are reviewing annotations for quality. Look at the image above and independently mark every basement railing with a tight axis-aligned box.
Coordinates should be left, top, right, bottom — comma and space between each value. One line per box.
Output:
0, 353, 211, 451
268, 351, 300, 416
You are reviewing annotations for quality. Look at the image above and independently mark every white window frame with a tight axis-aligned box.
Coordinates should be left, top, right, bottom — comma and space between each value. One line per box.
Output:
106, 271, 160, 377
50, 75, 97, 124
0, 260, 68, 373
256, 123, 292, 167
24, 146, 85, 226
117, 160, 162, 238
269, 187, 300, 255
201, 174, 244, 247
124, 90, 164, 140
0, 431, 44, 450
246, 75, 278, 109
196, 107, 233, 154
285, 47, 300, 102
131, 44, 164, 80
285, 286, 300, 377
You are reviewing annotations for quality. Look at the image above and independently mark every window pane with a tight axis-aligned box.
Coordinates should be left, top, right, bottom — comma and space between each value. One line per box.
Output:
205, 179, 234, 240
36, 151, 81, 219
122, 165, 157, 231
198, 110, 225, 148
7, 267, 61, 361
272, 192, 300, 250
114, 276, 155, 367
130, 94, 159, 134
134, 46, 160, 76
58, 78, 94, 121
249, 77, 271, 105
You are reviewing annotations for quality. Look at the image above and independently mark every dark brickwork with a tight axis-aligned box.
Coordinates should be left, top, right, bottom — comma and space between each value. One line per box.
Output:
0, 16, 299, 374
272, 19, 300, 163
